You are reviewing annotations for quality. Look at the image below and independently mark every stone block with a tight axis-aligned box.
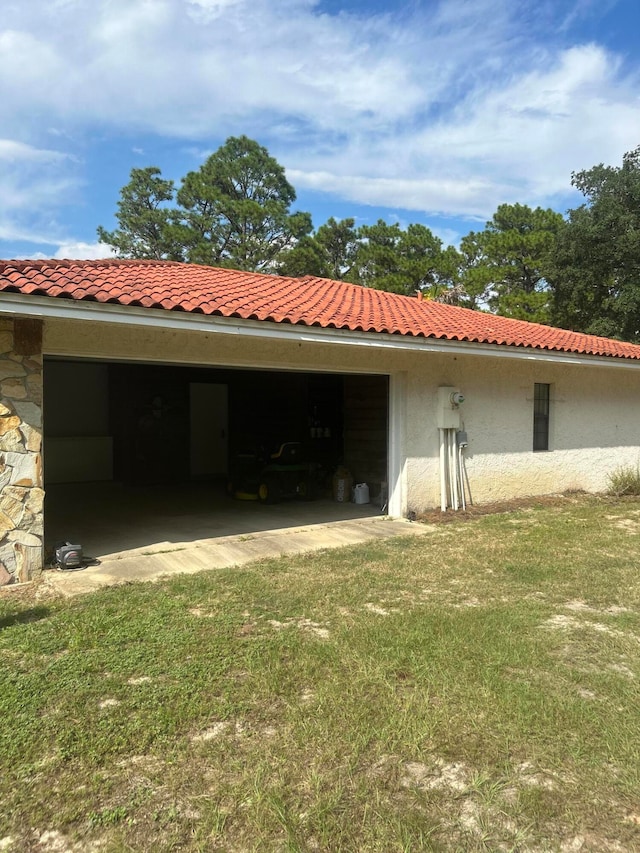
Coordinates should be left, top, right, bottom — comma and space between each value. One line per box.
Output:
0, 402, 14, 417
0, 561, 12, 585
8, 529, 43, 548
5, 451, 42, 487
0, 428, 26, 453
25, 487, 45, 515
19, 423, 41, 452
21, 509, 44, 537
26, 374, 43, 404
0, 493, 24, 525
0, 361, 25, 381
24, 356, 43, 370
0, 542, 16, 574
0, 462, 11, 491
4, 485, 28, 502
13, 401, 42, 428
13, 540, 42, 580
0, 415, 21, 436
0, 510, 16, 534
1, 378, 27, 400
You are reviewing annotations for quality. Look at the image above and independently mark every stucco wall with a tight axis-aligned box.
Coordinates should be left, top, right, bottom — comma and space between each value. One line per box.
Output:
402, 352, 640, 512
44, 316, 640, 515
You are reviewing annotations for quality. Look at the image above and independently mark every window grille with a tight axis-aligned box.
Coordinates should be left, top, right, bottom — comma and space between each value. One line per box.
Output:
533, 383, 550, 451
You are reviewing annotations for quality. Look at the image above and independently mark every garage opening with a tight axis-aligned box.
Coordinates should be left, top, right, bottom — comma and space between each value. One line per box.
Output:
43, 358, 389, 561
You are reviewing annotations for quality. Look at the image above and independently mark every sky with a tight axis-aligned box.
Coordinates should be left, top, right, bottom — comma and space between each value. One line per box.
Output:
1, 0, 640, 260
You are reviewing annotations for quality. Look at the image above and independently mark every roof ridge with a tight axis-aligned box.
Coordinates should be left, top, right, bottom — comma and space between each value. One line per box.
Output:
0, 258, 185, 273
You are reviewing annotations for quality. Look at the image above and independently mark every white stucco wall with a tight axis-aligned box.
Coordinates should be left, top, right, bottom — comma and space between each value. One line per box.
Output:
401, 352, 640, 512
42, 316, 640, 514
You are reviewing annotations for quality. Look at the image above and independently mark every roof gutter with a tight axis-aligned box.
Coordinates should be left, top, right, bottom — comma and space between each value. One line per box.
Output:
1, 291, 638, 370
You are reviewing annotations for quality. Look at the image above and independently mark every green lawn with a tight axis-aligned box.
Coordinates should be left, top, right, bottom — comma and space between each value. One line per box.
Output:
1, 495, 640, 852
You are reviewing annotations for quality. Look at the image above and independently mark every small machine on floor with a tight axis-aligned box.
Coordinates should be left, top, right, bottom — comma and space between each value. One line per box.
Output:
228, 441, 316, 504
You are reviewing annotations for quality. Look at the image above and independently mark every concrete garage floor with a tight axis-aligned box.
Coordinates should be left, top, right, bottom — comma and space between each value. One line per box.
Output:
44, 482, 428, 596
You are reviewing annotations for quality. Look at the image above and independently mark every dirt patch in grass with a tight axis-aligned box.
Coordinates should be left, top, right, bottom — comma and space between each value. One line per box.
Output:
415, 491, 588, 525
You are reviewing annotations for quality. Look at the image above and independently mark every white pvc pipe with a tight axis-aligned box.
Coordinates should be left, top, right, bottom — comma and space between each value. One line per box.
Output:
458, 445, 466, 511
446, 430, 452, 508
439, 428, 447, 511
450, 429, 459, 511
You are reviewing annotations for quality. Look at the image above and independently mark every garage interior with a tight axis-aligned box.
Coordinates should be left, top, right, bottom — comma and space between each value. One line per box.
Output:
43, 358, 389, 562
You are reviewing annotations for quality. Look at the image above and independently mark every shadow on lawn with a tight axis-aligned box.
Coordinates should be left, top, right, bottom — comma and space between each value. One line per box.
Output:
0, 606, 50, 630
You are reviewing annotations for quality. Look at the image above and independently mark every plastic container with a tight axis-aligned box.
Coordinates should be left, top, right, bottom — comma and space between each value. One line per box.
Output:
353, 483, 370, 504
332, 467, 353, 502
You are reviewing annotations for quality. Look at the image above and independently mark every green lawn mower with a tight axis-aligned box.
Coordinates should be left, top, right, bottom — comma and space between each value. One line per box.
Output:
229, 441, 316, 504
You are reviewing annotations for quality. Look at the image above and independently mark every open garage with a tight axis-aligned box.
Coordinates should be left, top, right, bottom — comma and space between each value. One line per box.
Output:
42, 357, 389, 562
7, 258, 640, 583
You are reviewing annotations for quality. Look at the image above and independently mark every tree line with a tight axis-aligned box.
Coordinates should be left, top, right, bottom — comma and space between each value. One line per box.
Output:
98, 136, 640, 342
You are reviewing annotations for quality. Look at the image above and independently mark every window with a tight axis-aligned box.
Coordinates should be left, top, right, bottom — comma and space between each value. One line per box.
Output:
533, 383, 550, 451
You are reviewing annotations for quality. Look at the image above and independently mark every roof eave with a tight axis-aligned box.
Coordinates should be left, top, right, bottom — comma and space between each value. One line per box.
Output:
1, 291, 638, 370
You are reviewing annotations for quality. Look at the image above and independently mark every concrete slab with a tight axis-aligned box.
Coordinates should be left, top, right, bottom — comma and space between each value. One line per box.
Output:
43, 482, 428, 596
46, 516, 429, 597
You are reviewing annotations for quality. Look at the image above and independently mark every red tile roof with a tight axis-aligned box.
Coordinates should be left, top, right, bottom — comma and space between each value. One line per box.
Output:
1, 257, 639, 361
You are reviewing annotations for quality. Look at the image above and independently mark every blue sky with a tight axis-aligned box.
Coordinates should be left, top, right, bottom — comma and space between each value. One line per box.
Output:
1, 0, 640, 260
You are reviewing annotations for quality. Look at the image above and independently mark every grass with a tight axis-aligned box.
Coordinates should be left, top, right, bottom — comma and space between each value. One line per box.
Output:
1, 494, 640, 851
607, 463, 640, 496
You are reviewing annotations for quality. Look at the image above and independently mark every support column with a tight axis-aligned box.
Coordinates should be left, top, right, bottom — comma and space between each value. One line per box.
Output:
0, 318, 44, 584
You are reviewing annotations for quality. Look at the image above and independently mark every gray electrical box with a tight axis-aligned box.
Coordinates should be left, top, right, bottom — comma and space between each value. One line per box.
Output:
436, 386, 463, 429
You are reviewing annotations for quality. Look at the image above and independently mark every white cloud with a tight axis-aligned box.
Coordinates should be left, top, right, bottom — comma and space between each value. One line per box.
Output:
4, 241, 114, 260
0, 137, 80, 257
54, 241, 115, 259
1, 0, 640, 242
289, 42, 640, 217
0, 0, 426, 136
0, 139, 68, 164
0, 138, 76, 210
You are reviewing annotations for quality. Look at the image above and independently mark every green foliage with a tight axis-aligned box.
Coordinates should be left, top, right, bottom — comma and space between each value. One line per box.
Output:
606, 463, 640, 496
98, 137, 312, 272
174, 135, 312, 271
280, 217, 465, 302
460, 203, 564, 322
551, 146, 640, 341
96, 142, 640, 343
277, 217, 359, 279
355, 220, 460, 296
96, 167, 177, 260
316, 216, 359, 280
275, 233, 330, 277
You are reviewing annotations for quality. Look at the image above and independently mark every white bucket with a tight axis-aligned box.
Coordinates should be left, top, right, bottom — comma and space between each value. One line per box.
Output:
353, 482, 370, 504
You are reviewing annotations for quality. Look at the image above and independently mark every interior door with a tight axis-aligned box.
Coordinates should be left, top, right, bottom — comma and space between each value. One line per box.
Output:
189, 383, 228, 479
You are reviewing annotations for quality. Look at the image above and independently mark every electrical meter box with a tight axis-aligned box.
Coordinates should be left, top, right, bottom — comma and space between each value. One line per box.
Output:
436, 386, 463, 429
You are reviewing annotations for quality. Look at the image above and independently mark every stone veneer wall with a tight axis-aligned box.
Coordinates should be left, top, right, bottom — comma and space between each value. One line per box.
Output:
0, 317, 44, 584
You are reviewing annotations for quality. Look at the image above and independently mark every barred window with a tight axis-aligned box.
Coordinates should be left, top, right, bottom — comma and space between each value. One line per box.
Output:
533, 383, 550, 451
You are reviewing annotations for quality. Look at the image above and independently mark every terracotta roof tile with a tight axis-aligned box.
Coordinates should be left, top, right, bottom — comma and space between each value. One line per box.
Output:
1, 257, 640, 361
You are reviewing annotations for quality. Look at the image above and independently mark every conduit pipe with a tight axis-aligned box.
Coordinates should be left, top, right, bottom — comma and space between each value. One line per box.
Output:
449, 429, 459, 510
440, 427, 469, 512
439, 428, 447, 512
458, 442, 466, 511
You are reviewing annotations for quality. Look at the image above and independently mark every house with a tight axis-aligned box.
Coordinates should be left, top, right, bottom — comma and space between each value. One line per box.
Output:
2, 257, 640, 582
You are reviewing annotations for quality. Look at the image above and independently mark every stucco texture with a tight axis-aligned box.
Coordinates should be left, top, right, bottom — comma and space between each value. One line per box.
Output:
44, 316, 640, 515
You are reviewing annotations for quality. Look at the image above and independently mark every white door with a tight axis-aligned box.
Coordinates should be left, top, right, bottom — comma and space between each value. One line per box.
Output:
189, 383, 228, 479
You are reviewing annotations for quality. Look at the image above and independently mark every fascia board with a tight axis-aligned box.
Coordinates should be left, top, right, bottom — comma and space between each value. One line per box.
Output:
1, 291, 640, 371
